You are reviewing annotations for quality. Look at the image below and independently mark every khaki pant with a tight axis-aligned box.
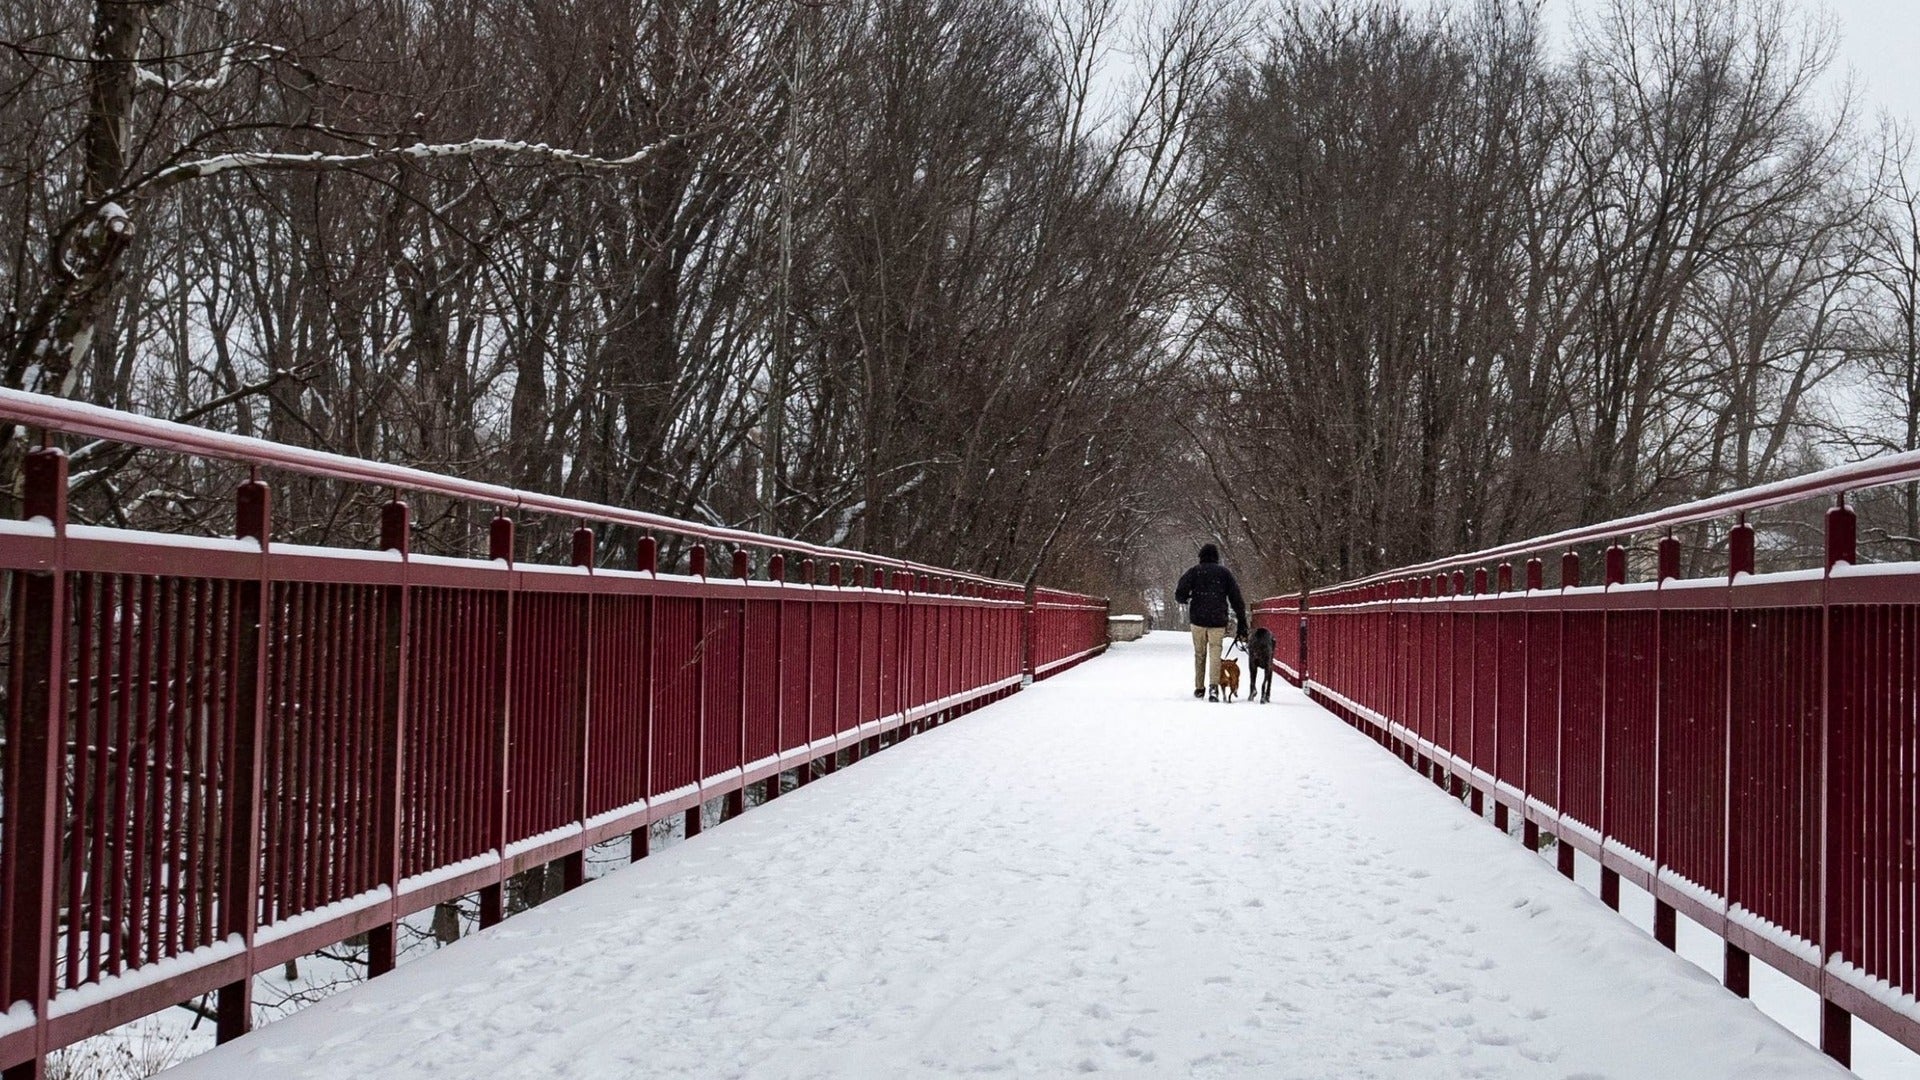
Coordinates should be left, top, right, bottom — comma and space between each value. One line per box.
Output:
1192, 625, 1226, 690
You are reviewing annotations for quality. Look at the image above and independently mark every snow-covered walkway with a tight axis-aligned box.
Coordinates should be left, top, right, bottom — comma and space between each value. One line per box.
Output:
166, 632, 1847, 1079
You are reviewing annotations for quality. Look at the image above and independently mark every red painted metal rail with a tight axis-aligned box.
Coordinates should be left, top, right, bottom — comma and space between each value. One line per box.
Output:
0, 391, 1109, 1078
1255, 472, 1920, 1069
1028, 587, 1112, 679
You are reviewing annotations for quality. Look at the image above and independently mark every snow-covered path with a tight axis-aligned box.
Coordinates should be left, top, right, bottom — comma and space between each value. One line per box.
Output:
166, 632, 1847, 1079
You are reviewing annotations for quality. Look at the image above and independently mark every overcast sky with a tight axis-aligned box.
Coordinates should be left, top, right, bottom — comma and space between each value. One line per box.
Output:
1532, 0, 1920, 127
1815, 0, 1920, 126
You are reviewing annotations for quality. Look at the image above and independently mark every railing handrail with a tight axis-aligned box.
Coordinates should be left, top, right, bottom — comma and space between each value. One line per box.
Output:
0, 387, 1018, 588
1292, 446, 1920, 596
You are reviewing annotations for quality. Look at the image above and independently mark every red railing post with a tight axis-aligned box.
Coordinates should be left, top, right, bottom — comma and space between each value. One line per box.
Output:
687, 544, 708, 838
798, 559, 817, 786
864, 566, 883, 758
562, 528, 596, 891
216, 477, 271, 1041
1820, 495, 1856, 1066
1599, 542, 1626, 911
479, 515, 515, 928
1296, 589, 1310, 685
1022, 580, 1037, 682
846, 566, 865, 765
825, 562, 841, 775
1521, 558, 1543, 851
1557, 550, 1579, 880
1493, 564, 1514, 833
367, 499, 411, 974
5, 448, 68, 1080
724, 548, 750, 822
1652, 532, 1681, 951
896, 571, 912, 739
1446, 572, 1464, 797
1724, 514, 1754, 997
1467, 568, 1487, 817
631, 536, 656, 862
767, 553, 786, 801
1604, 544, 1627, 589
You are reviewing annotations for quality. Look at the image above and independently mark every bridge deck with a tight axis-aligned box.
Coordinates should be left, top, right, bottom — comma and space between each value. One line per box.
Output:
165, 632, 1844, 1079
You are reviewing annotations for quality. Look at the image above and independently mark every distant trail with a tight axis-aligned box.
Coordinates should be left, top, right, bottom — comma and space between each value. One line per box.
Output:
163, 632, 1845, 1080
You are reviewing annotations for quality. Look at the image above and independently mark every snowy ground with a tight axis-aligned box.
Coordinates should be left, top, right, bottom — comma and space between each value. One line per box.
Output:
162, 631, 1870, 1079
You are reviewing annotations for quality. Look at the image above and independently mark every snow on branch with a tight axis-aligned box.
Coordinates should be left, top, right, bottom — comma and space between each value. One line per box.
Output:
134, 42, 287, 95
141, 135, 683, 195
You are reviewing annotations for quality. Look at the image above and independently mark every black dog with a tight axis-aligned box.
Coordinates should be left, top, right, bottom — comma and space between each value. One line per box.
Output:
1245, 626, 1275, 703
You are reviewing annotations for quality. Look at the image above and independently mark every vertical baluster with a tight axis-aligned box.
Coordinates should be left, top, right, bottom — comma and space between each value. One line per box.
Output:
83, 574, 106, 984
4, 448, 68, 1080
631, 536, 657, 862
767, 554, 786, 801
480, 515, 515, 929
1522, 558, 1544, 852
1492, 563, 1512, 833
216, 479, 271, 1037
1557, 551, 1580, 879
368, 500, 411, 975
1600, 542, 1626, 911
563, 528, 595, 891
1721, 516, 1755, 995
1820, 495, 1856, 1065
725, 547, 749, 823
797, 558, 816, 787
686, 544, 708, 838
825, 563, 841, 776
1653, 533, 1681, 950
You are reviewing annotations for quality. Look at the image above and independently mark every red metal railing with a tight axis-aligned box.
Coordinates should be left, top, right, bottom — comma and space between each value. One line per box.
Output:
0, 390, 1109, 1077
1255, 473, 1920, 1069
1027, 587, 1112, 680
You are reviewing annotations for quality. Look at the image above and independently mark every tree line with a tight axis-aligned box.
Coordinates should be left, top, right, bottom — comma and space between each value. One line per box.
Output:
7, 0, 1920, 608
2, 0, 1243, 597
1197, 0, 1920, 588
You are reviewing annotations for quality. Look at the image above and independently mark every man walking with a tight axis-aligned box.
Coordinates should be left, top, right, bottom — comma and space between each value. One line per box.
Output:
1175, 543, 1248, 701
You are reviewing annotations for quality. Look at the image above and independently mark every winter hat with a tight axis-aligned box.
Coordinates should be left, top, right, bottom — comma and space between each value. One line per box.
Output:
1199, 543, 1220, 564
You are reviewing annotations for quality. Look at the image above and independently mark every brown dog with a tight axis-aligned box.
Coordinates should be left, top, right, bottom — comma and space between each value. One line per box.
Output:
1219, 656, 1241, 702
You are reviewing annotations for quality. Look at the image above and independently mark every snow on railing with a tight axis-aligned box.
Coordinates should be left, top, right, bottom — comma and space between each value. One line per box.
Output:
0, 390, 1108, 1075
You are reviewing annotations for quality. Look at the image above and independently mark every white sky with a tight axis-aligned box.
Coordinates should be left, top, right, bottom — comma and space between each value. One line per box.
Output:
1812, 0, 1920, 127
1532, 0, 1920, 129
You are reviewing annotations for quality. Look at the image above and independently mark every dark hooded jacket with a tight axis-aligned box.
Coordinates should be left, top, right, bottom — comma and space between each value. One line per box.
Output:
1175, 545, 1247, 634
